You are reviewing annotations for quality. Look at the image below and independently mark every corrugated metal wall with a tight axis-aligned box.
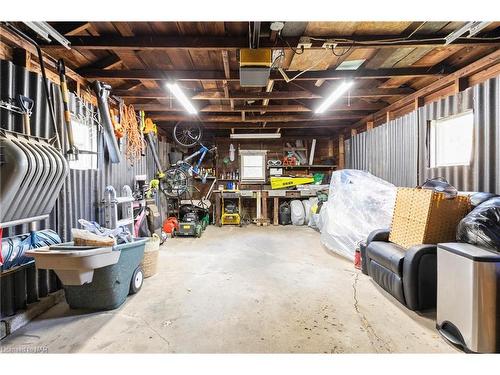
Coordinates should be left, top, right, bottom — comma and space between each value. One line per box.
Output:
1, 59, 170, 240
418, 76, 500, 193
346, 75, 499, 193
345, 111, 418, 187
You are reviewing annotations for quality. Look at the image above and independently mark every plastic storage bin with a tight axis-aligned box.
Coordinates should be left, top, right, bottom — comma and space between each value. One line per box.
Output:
28, 238, 147, 311
63, 238, 147, 310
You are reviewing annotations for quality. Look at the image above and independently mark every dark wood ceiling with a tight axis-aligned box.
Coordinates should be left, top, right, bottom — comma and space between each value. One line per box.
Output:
32, 22, 500, 136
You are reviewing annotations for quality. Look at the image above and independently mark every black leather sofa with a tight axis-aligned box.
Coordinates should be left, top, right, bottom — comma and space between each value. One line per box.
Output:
361, 229, 437, 311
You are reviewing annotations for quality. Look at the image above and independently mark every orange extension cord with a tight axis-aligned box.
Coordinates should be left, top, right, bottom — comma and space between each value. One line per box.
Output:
120, 104, 144, 164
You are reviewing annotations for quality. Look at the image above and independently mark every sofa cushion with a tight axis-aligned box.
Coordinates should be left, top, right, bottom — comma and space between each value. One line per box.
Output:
367, 241, 406, 276
367, 259, 405, 305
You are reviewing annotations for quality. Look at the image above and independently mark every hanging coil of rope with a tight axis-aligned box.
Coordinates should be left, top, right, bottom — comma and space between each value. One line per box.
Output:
120, 104, 144, 163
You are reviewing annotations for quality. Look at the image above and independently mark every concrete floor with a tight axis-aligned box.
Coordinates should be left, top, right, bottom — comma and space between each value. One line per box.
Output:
1, 226, 455, 353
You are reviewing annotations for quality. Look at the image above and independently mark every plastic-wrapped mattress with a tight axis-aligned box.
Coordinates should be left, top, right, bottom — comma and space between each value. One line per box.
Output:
319, 169, 397, 260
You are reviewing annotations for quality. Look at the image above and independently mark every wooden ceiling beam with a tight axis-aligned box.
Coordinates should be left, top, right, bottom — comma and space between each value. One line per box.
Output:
81, 53, 121, 70
221, 50, 234, 110
354, 49, 500, 127
55, 22, 92, 36
41, 35, 500, 50
149, 113, 363, 122
135, 102, 384, 112
80, 67, 446, 81
157, 121, 352, 129
113, 87, 414, 100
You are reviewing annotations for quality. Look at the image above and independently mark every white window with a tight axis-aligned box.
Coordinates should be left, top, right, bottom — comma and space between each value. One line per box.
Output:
240, 150, 267, 183
430, 111, 474, 168
68, 117, 98, 170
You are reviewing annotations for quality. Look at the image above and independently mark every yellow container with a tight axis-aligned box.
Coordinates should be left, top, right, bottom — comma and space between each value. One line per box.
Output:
270, 177, 314, 189
240, 48, 272, 67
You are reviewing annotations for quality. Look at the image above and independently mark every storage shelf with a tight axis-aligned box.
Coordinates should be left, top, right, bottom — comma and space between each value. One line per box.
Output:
267, 164, 336, 169
194, 176, 217, 180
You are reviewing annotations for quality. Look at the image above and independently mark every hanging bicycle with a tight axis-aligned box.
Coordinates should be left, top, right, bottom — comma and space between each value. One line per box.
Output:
160, 122, 216, 198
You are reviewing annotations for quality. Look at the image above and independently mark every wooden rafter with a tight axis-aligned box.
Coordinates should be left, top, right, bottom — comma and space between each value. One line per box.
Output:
354, 49, 500, 127
221, 50, 234, 109
56, 22, 92, 36
149, 113, 363, 122
112, 87, 414, 100
157, 121, 351, 130
79, 67, 447, 81
135, 102, 385, 112
41, 35, 500, 50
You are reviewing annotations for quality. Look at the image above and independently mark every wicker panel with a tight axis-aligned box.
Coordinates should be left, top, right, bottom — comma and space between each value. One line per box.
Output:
389, 188, 471, 249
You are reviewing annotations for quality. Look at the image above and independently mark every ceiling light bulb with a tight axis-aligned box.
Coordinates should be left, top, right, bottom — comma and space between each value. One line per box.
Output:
315, 81, 354, 114
166, 83, 197, 114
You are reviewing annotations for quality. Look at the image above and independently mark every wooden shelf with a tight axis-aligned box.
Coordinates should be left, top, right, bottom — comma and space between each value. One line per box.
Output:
218, 178, 239, 181
194, 176, 217, 180
267, 164, 336, 169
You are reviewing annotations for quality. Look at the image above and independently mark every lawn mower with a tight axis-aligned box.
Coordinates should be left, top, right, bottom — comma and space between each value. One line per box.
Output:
173, 204, 209, 238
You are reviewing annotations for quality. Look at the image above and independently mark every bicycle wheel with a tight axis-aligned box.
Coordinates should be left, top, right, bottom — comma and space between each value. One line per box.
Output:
173, 122, 202, 148
160, 167, 189, 197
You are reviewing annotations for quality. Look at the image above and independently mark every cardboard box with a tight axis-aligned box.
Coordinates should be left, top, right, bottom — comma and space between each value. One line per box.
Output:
389, 188, 471, 249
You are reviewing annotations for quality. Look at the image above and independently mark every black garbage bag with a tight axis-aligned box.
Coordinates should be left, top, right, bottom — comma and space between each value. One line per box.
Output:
420, 177, 458, 199
279, 202, 292, 225
457, 197, 500, 251
469, 192, 498, 208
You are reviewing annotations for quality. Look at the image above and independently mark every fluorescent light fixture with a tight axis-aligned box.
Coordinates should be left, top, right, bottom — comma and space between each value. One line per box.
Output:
24, 22, 71, 49
336, 59, 366, 70
315, 81, 354, 114
444, 21, 492, 45
166, 83, 197, 114
230, 133, 281, 139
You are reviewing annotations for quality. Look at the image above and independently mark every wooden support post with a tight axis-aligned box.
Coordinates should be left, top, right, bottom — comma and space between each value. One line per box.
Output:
262, 193, 268, 223
454, 77, 469, 93
327, 139, 334, 158
338, 135, 345, 169
215, 192, 221, 227
414, 97, 424, 110
12, 48, 31, 69
386, 111, 392, 124
256, 191, 262, 222
351, 128, 357, 137
273, 197, 279, 225
366, 121, 374, 131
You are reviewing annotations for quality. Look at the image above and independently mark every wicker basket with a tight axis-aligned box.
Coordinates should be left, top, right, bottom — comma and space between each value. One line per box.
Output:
72, 229, 115, 247
141, 235, 160, 278
389, 188, 471, 249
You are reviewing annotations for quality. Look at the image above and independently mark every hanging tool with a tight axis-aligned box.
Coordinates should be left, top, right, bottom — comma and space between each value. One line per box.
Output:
139, 110, 146, 157
17, 95, 33, 135
2, 22, 61, 148
57, 59, 78, 159
93, 81, 121, 163
141, 112, 164, 179
110, 107, 124, 139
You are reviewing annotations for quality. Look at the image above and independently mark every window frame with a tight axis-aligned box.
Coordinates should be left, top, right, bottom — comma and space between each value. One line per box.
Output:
429, 110, 474, 169
67, 115, 99, 171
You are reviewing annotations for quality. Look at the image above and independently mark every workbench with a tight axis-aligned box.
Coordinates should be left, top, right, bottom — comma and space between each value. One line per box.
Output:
213, 187, 324, 226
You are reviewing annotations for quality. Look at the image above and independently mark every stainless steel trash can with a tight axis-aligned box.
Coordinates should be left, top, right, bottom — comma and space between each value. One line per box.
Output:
437, 242, 500, 353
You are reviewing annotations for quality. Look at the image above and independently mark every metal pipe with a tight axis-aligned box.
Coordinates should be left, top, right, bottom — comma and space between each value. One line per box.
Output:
0, 215, 49, 229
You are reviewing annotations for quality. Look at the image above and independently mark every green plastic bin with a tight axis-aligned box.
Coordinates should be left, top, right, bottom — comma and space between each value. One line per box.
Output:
59, 238, 147, 311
